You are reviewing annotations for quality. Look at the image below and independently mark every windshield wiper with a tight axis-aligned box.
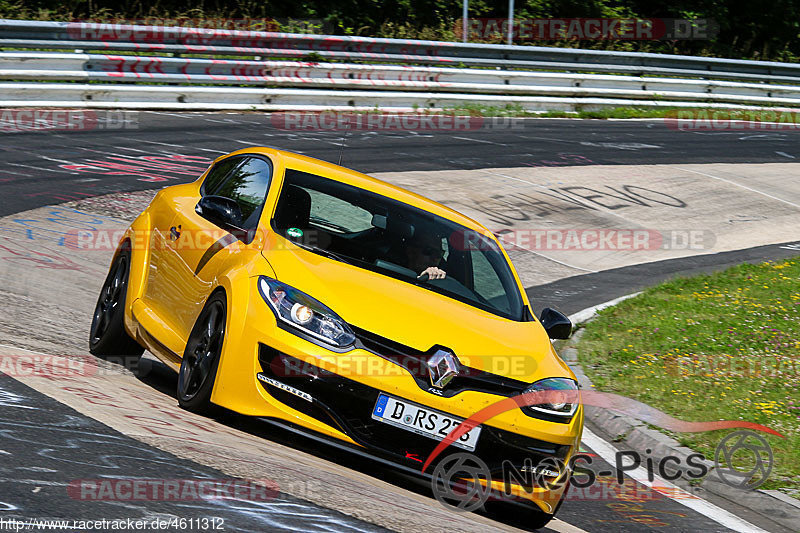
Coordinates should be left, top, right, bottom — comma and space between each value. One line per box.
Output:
292, 240, 353, 265
308, 216, 351, 233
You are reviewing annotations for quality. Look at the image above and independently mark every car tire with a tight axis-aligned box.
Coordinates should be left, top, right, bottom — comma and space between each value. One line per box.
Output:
89, 248, 144, 369
177, 292, 227, 414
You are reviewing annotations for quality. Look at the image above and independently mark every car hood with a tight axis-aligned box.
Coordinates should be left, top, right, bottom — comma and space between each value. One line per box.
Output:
261, 247, 573, 384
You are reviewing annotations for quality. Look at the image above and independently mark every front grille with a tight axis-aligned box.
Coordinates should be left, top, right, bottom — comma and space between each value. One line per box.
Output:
257, 345, 570, 476
350, 324, 528, 398
351, 324, 425, 357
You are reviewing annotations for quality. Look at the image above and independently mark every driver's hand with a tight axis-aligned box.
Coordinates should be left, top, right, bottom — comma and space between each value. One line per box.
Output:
419, 266, 446, 280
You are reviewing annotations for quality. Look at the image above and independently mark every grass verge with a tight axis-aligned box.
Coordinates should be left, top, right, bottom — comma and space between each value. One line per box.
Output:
576, 258, 800, 495
443, 104, 800, 119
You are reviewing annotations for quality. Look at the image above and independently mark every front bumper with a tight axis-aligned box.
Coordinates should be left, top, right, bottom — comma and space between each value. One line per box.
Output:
256, 344, 580, 513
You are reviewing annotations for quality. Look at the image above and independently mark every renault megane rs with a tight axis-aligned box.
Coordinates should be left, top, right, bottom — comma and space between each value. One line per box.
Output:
89, 147, 583, 527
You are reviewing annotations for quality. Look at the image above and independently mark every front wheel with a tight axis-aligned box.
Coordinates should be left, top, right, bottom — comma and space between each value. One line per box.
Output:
177, 292, 226, 414
89, 248, 144, 367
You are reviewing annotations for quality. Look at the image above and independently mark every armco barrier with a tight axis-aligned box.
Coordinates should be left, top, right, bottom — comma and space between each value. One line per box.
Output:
2, 52, 800, 107
2, 19, 800, 111
3, 83, 798, 113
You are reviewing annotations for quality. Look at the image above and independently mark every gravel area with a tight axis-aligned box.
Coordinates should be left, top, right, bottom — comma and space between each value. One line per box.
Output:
63, 190, 159, 221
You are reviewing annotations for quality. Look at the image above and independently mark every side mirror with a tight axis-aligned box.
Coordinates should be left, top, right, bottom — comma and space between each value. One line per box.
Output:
539, 307, 572, 339
196, 196, 243, 230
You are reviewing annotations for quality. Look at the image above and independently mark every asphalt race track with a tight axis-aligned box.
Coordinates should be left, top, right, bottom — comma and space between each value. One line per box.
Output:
5, 112, 800, 217
0, 112, 798, 533
0, 375, 387, 533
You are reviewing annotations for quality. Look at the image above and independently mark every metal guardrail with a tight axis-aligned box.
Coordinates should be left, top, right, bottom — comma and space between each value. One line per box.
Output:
2, 19, 800, 111
2, 52, 799, 104
7, 82, 788, 112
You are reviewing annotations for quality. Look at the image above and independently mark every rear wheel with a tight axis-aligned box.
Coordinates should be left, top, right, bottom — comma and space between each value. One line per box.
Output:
177, 292, 226, 414
89, 248, 144, 368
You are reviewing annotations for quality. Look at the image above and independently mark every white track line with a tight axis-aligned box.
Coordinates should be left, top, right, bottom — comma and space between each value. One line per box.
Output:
674, 166, 800, 210
582, 428, 768, 533
567, 293, 641, 324
451, 136, 510, 147
545, 519, 589, 533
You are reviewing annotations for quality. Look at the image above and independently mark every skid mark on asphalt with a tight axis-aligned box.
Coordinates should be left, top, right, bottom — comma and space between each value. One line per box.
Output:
7, 162, 73, 174
110, 145, 149, 153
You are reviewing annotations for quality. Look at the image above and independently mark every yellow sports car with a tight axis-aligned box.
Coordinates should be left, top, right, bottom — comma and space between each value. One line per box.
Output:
89, 147, 583, 527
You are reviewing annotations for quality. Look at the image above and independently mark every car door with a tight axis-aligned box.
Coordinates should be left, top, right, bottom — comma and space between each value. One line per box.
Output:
162, 155, 274, 343
141, 155, 242, 347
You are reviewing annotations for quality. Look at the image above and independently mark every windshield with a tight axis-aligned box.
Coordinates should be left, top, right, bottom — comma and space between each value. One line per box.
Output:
271, 169, 525, 321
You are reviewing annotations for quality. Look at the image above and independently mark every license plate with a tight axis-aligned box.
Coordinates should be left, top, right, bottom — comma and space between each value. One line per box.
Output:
371, 393, 482, 451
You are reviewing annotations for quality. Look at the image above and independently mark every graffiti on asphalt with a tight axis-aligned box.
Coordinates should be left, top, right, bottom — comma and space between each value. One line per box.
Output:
59, 154, 212, 183
456, 185, 687, 226
0, 241, 83, 270
0, 209, 121, 246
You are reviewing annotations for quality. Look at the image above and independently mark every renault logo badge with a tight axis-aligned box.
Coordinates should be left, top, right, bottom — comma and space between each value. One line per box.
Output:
427, 349, 460, 389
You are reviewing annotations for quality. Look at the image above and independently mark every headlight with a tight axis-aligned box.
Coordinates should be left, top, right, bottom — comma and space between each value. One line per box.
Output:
522, 378, 579, 419
258, 276, 356, 348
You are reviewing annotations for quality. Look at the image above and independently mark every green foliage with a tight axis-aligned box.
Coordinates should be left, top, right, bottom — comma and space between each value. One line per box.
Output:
441, 106, 796, 120
3, 1, 800, 61
577, 258, 800, 493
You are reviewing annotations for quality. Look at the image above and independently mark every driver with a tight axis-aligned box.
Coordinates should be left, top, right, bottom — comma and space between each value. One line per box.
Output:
406, 232, 446, 280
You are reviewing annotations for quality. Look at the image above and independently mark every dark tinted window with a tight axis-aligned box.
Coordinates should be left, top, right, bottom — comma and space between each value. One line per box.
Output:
201, 157, 241, 195
212, 157, 272, 230
271, 169, 524, 320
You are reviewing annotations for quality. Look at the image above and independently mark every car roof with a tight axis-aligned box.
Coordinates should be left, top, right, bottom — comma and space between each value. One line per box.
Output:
223, 147, 489, 232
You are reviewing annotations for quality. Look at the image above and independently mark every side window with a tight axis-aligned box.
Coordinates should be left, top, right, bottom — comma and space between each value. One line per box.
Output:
212, 157, 272, 230
201, 157, 241, 195
307, 190, 373, 233
470, 249, 510, 313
